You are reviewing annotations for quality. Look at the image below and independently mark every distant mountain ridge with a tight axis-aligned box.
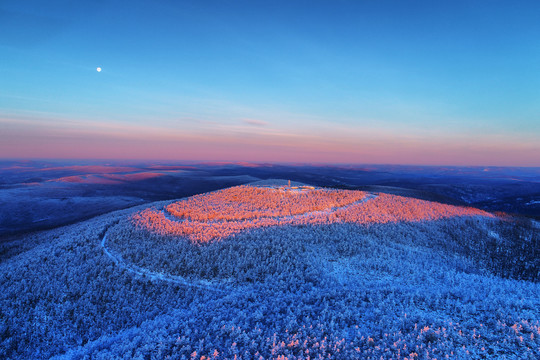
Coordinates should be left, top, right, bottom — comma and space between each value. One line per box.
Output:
2, 161, 539, 237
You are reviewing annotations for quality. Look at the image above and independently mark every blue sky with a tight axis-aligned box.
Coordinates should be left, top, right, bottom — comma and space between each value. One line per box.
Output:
1, 0, 539, 165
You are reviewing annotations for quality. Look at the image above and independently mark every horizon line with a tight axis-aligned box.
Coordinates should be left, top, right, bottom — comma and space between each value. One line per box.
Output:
1, 157, 540, 169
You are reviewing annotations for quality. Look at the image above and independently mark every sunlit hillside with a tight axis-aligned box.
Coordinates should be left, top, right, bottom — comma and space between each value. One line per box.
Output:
132, 185, 491, 243
1, 182, 539, 359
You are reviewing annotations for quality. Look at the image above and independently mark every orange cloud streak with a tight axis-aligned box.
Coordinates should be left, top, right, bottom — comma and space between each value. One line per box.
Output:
1, 113, 538, 166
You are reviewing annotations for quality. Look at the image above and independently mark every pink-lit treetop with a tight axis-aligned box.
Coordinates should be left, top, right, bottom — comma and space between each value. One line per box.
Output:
132, 185, 494, 243
166, 185, 366, 221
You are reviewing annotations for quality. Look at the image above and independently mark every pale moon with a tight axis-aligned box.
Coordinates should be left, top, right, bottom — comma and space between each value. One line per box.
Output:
96, 67, 102, 72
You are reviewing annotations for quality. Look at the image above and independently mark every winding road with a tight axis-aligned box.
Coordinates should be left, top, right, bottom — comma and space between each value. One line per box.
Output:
100, 229, 228, 293
100, 190, 379, 290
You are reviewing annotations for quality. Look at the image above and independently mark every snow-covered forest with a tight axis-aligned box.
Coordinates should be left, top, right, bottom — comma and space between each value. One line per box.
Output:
132, 185, 492, 243
1, 184, 539, 359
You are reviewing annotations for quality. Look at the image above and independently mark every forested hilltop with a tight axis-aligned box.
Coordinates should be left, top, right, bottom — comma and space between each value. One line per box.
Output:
1, 182, 539, 359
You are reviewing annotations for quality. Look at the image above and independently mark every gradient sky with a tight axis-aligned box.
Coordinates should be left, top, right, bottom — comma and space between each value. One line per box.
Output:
1, 1, 539, 166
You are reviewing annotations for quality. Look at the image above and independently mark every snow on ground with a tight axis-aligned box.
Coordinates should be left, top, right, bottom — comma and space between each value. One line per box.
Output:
1, 182, 538, 359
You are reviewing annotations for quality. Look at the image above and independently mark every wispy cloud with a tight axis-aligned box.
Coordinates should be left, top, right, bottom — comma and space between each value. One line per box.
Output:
2, 110, 539, 166
242, 118, 268, 127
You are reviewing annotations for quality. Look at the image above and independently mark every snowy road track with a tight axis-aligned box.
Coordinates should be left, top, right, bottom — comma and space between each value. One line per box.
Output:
100, 192, 379, 290
163, 192, 379, 223
100, 229, 227, 293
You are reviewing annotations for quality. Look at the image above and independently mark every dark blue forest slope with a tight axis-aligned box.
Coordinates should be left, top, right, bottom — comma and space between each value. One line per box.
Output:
0, 187, 539, 359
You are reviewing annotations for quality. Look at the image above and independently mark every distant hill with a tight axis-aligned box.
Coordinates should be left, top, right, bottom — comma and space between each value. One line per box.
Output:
2, 161, 539, 237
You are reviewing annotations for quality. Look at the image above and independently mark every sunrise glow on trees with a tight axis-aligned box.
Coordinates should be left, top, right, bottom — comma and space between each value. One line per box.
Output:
132, 186, 493, 243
